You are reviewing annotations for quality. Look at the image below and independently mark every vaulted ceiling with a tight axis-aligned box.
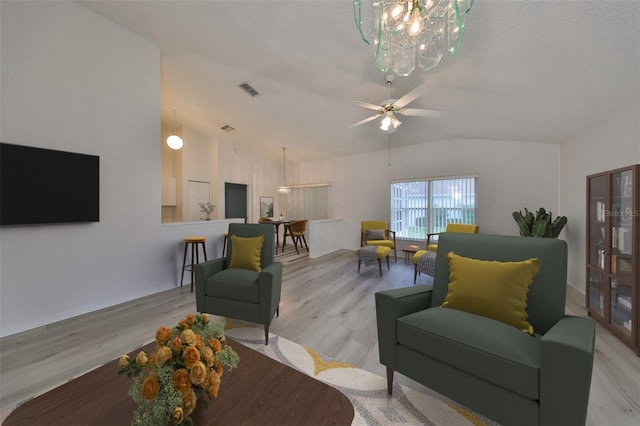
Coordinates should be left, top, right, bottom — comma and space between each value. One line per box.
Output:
80, 1, 640, 162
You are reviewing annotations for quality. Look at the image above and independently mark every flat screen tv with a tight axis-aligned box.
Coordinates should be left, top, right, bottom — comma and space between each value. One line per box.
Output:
0, 143, 99, 226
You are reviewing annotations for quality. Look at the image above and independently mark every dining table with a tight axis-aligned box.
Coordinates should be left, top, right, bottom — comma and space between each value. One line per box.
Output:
264, 219, 290, 254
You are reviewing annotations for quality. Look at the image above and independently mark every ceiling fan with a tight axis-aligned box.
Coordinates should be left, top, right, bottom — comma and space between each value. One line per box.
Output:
349, 75, 441, 132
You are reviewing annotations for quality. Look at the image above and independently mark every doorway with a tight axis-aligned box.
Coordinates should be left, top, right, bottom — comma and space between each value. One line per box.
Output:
225, 182, 247, 221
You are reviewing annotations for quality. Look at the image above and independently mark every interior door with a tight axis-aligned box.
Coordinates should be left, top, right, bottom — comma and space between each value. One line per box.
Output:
225, 182, 247, 221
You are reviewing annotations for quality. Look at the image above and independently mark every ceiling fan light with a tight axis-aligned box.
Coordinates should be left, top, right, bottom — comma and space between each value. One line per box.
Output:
380, 115, 392, 131
166, 134, 184, 150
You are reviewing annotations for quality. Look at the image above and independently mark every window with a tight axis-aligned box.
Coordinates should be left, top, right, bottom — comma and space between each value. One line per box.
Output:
391, 176, 476, 240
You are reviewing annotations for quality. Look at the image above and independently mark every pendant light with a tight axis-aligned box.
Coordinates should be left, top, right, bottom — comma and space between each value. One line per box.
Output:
277, 147, 291, 194
166, 107, 184, 150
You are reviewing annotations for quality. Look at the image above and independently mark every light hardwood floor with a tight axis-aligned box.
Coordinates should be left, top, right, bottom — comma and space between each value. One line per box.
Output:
1, 250, 639, 425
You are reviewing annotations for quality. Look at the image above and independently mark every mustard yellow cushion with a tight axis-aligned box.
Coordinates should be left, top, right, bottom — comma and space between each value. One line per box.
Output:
229, 235, 264, 272
442, 252, 540, 334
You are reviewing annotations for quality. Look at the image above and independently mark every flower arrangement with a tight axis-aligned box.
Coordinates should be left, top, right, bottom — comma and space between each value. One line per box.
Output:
199, 202, 215, 220
118, 313, 239, 426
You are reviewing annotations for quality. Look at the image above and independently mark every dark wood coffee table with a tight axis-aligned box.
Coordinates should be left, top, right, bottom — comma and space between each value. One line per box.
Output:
4, 339, 354, 425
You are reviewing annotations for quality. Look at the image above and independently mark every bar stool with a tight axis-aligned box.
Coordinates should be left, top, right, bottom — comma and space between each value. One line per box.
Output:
180, 236, 207, 292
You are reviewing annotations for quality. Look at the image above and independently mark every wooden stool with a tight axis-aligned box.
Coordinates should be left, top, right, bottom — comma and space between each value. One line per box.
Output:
356, 246, 392, 277
180, 236, 207, 292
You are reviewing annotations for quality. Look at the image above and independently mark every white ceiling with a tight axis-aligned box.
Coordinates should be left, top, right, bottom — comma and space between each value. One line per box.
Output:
79, 0, 640, 163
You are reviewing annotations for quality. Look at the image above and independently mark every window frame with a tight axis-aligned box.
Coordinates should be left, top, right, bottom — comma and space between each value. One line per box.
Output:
390, 174, 477, 241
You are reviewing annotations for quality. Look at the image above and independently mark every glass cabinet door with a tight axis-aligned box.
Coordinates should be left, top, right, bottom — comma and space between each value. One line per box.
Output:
608, 169, 635, 338
587, 174, 606, 317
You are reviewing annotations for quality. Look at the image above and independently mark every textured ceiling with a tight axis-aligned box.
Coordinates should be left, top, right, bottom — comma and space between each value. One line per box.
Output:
79, 0, 640, 162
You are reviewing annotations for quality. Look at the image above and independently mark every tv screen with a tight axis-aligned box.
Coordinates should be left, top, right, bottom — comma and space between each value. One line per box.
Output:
0, 143, 100, 226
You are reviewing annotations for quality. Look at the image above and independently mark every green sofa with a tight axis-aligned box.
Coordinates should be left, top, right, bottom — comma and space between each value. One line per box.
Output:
376, 233, 595, 425
195, 223, 282, 345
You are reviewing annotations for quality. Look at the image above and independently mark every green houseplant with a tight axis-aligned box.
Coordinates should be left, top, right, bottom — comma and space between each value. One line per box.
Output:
512, 207, 567, 238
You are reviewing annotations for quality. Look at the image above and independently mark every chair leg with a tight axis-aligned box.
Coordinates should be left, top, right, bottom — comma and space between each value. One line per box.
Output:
200, 241, 207, 262
190, 243, 197, 293
413, 265, 418, 284
387, 367, 394, 395
264, 324, 269, 345
291, 234, 300, 255
378, 259, 382, 277
301, 234, 309, 251
358, 259, 361, 273
386, 255, 390, 270
394, 247, 397, 262
180, 243, 189, 287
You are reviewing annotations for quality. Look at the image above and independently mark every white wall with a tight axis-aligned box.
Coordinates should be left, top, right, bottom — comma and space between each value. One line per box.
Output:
216, 136, 281, 223
289, 139, 561, 250
180, 127, 217, 220
561, 102, 640, 293
0, 1, 237, 337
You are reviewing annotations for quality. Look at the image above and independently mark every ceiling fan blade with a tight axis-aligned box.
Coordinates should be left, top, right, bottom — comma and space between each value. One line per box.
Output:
401, 108, 442, 117
394, 86, 428, 108
348, 114, 380, 128
351, 100, 383, 111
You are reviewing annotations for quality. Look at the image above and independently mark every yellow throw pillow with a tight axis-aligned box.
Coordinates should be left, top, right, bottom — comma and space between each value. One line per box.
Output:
442, 251, 540, 334
229, 235, 264, 272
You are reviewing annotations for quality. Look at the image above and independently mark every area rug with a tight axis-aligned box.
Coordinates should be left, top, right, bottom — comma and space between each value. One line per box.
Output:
224, 321, 497, 426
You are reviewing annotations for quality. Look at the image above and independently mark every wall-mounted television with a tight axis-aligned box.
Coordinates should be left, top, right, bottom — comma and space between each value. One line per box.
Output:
0, 143, 100, 226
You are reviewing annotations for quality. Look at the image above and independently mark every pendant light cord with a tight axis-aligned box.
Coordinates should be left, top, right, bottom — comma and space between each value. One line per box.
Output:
282, 147, 286, 185
172, 107, 177, 133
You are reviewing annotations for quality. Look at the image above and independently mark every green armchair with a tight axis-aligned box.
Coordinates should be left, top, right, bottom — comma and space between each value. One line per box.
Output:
195, 223, 282, 345
376, 233, 595, 426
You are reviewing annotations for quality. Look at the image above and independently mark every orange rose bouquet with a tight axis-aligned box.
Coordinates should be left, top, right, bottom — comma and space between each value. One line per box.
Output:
118, 313, 239, 426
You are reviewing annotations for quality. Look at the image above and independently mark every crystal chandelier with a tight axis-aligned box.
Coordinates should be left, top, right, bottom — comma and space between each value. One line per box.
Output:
277, 147, 290, 194
354, 0, 473, 76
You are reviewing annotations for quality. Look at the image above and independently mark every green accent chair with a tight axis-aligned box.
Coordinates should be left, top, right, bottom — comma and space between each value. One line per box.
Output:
376, 233, 596, 426
195, 223, 282, 345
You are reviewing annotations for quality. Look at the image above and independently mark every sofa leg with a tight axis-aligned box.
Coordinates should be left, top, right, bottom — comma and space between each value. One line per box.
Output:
386, 367, 394, 395
264, 324, 269, 345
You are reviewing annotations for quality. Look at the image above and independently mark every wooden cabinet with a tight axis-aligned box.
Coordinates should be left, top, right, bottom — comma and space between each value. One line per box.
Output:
586, 165, 639, 355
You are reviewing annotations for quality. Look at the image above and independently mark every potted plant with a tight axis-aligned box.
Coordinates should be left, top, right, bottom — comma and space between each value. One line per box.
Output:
199, 202, 215, 221
512, 207, 567, 238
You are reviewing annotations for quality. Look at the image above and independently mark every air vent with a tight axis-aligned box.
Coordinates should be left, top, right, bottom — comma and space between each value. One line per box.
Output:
221, 125, 235, 132
239, 82, 259, 97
